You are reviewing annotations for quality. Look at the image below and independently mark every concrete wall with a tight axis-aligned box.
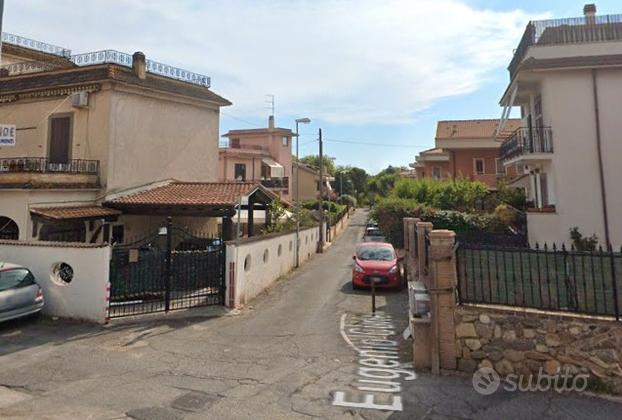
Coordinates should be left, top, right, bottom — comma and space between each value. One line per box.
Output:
106, 86, 220, 192
225, 225, 320, 307
0, 240, 110, 323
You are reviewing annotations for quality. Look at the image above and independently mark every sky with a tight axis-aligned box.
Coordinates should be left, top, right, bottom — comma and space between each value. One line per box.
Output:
3, 0, 620, 174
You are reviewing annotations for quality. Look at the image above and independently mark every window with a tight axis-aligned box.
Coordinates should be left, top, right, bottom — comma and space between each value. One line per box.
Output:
0, 268, 35, 291
474, 159, 485, 175
432, 167, 441, 180
234, 163, 246, 181
48, 114, 73, 165
230, 138, 240, 148
282, 136, 289, 146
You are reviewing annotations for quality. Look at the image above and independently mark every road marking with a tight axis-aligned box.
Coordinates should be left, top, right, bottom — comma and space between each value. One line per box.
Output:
333, 312, 416, 412
339, 313, 362, 353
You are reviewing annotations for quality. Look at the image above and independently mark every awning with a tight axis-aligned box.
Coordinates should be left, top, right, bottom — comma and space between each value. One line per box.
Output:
262, 157, 285, 178
30, 206, 121, 221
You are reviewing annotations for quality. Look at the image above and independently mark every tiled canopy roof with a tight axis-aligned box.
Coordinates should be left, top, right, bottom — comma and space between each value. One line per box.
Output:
420, 147, 447, 156
30, 206, 121, 220
435, 119, 522, 139
107, 182, 275, 207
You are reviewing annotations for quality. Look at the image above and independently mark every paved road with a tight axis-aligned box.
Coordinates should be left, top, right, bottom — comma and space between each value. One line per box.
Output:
1, 209, 621, 419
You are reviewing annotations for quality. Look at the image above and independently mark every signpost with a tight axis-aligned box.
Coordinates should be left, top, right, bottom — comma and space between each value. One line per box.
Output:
0, 124, 16, 146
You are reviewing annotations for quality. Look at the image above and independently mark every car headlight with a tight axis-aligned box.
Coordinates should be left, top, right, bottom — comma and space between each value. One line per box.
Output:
354, 263, 365, 273
388, 265, 398, 274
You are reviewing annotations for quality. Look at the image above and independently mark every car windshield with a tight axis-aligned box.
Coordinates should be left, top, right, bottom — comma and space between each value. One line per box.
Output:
0, 268, 35, 291
357, 247, 394, 261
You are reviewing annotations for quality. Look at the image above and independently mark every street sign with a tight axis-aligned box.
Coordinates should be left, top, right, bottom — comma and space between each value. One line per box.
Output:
0, 124, 16, 146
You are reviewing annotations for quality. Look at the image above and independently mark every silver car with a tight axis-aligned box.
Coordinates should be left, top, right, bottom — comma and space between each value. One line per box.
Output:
0, 262, 44, 322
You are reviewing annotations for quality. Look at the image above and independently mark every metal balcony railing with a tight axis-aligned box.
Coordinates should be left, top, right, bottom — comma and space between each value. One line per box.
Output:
499, 127, 553, 162
509, 14, 622, 78
0, 158, 100, 175
261, 177, 289, 189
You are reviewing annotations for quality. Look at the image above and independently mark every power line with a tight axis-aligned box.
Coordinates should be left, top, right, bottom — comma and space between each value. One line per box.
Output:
220, 111, 264, 128
324, 138, 423, 149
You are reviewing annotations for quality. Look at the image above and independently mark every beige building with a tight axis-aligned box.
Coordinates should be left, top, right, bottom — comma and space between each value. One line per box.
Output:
219, 117, 294, 202
497, 4, 622, 246
291, 161, 324, 202
0, 33, 232, 242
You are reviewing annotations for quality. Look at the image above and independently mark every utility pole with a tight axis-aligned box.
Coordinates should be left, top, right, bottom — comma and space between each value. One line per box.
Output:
0, 0, 5, 65
317, 128, 324, 253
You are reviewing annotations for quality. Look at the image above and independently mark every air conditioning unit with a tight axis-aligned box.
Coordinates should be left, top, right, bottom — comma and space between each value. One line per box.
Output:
71, 92, 89, 108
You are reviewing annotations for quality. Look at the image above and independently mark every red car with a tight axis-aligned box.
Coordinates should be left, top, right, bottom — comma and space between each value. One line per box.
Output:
352, 242, 404, 290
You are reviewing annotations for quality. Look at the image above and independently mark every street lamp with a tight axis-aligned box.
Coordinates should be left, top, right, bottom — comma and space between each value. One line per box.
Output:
295, 117, 311, 268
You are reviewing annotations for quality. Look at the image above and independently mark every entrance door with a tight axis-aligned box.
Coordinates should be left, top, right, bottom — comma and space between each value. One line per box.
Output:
49, 116, 72, 165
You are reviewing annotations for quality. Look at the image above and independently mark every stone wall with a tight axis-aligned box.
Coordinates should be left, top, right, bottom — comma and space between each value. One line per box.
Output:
455, 305, 622, 394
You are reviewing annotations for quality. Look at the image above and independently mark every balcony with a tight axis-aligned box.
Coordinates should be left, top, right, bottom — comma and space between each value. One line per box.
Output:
261, 177, 289, 191
0, 158, 100, 189
499, 127, 553, 164
509, 14, 622, 79
219, 142, 270, 155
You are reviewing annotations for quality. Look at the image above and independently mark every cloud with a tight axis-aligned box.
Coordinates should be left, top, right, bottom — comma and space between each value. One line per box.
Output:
4, 0, 546, 124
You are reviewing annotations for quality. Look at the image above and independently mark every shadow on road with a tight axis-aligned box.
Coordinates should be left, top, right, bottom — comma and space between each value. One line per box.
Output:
0, 308, 224, 357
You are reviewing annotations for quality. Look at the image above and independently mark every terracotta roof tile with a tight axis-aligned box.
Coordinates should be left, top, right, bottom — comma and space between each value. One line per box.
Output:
30, 206, 121, 220
436, 119, 522, 139
107, 182, 270, 207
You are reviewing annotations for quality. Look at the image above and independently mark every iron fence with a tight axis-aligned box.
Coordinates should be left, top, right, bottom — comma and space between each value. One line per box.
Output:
0, 158, 99, 174
456, 243, 622, 319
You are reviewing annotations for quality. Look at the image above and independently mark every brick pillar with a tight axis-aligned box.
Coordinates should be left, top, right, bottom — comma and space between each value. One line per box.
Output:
416, 222, 433, 284
406, 218, 420, 260
429, 229, 457, 373
403, 217, 418, 255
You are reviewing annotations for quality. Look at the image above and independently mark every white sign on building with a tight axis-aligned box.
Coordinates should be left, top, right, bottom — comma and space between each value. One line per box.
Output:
0, 124, 17, 146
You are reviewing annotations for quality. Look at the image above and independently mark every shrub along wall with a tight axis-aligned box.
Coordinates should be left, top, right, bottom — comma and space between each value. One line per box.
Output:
455, 305, 622, 394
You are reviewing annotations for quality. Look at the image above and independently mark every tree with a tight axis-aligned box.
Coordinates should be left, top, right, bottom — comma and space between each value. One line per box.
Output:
299, 155, 336, 176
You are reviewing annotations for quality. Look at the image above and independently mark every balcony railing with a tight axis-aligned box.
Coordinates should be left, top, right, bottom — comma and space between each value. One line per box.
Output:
0, 158, 100, 175
219, 142, 270, 153
261, 177, 289, 189
509, 14, 622, 78
499, 127, 553, 162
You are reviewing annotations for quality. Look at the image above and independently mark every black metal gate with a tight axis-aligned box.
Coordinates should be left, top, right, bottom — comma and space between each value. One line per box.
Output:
108, 219, 226, 319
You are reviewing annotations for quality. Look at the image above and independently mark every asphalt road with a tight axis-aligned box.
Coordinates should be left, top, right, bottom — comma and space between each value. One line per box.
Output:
1, 209, 621, 419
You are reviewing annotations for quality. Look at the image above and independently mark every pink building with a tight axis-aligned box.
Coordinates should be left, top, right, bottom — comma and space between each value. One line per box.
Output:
219, 116, 294, 201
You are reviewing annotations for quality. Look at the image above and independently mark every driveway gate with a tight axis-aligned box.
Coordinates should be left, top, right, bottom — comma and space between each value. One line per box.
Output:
108, 220, 225, 319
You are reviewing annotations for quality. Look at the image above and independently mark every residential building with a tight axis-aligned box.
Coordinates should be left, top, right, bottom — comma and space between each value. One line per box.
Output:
292, 161, 321, 202
497, 4, 622, 246
413, 119, 521, 188
219, 117, 294, 201
0, 33, 234, 242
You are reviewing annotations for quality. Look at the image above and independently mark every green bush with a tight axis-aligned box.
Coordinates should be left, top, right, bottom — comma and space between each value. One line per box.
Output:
371, 197, 507, 248
496, 181, 527, 209
337, 194, 357, 208
392, 178, 488, 212
302, 199, 340, 213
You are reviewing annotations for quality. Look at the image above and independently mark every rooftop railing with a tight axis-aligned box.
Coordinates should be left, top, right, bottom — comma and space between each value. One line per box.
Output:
2, 32, 211, 88
70, 50, 211, 87
1, 32, 72, 58
509, 14, 622, 79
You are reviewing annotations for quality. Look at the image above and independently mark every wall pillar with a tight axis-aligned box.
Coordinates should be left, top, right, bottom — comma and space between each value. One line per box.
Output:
416, 222, 433, 286
429, 229, 457, 373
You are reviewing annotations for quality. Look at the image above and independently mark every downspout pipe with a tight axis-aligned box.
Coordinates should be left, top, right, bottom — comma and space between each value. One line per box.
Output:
592, 69, 611, 246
